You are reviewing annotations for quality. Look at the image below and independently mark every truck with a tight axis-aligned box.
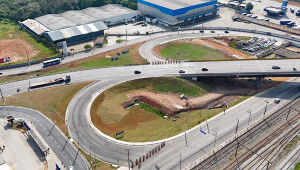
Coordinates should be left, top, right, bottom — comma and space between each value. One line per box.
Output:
280, 20, 291, 25
291, 8, 295, 13
29, 74, 71, 89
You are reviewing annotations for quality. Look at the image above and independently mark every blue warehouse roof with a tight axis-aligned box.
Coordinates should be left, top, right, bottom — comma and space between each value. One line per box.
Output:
138, 0, 218, 16
44, 21, 107, 42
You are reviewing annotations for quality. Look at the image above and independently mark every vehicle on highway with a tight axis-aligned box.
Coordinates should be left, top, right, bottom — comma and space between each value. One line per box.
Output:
210, 30, 215, 33
43, 58, 61, 68
202, 67, 208, 71
134, 70, 141, 74
274, 98, 280, 104
225, 31, 229, 33
272, 65, 281, 69
200, 30, 204, 33
0, 72, 2, 75
293, 68, 297, 71
179, 69, 186, 74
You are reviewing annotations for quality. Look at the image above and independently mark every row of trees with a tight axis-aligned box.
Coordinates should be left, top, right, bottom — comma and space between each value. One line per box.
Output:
0, 0, 137, 21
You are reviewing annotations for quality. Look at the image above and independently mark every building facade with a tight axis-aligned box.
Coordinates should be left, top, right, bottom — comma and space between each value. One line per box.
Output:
138, 0, 219, 26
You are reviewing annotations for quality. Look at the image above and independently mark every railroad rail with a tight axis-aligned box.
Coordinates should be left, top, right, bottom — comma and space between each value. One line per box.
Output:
191, 98, 300, 170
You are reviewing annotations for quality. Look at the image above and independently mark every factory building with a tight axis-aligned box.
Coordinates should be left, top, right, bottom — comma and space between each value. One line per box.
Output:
20, 4, 140, 46
137, 0, 220, 26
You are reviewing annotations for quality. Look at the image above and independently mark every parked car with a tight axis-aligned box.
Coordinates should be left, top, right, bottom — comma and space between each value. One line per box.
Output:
134, 70, 141, 74
179, 69, 186, 74
272, 65, 281, 69
202, 67, 208, 71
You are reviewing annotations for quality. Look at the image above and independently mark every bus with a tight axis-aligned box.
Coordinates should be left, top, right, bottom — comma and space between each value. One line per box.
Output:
42, 58, 61, 68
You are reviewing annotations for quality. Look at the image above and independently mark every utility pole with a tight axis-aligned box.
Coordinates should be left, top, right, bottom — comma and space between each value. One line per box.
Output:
235, 119, 239, 139
247, 110, 252, 126
26, 50, 31, 91
264, 101, 269, 117
126, 149, 130, 170
0, 88, 5, 106
286, 107, 292, 120
206, 111, 210, 133
179, 154, 182, 170
184, 118, 188, 147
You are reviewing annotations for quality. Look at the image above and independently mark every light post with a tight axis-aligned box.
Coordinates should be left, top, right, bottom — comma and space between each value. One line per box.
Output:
247, 110, 252, 126
264, 101, 269, 118
206, 111, 210, 133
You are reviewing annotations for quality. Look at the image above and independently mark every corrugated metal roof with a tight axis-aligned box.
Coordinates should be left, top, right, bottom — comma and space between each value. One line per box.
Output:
45, 21, 107, 42
21, 19, 50, 35
34, 4, 140, 31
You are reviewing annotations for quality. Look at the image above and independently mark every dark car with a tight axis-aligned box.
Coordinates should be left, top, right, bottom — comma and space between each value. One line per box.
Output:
225, 31, 229, 33
272, 65, 281, 69
134, 70, 141, 74
202, 67, 208, 71
200, 30, 204, 33
210, 30, 215, 33
0, 72, 2, 75
179, 69, 186, 74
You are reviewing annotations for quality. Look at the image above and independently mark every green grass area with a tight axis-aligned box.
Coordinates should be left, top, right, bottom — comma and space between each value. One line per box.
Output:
90, 77, 253, 142
79, 53, 135, 68
152, 77, 210, 96
160, 43, 227, 61
295, 162, 300, 170
0, 20, 58, 62
116, 39, 125, 43
0, 81, 116, 169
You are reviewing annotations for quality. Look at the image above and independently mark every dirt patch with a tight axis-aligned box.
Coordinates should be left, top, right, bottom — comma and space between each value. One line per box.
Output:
154, 37, 253, 60
126, 87, 253, 115
131, 42, 145, 63
0, 39, 36, 63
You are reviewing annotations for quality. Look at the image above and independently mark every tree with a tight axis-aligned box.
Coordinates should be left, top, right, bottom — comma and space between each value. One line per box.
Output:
246, 3, 254, 12
235, 5, 241, 11
84, 44, 92, 50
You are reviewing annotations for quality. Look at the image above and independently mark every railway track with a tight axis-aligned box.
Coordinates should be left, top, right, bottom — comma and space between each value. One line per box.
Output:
192, 97, 300, 170
225, 114, 300, 170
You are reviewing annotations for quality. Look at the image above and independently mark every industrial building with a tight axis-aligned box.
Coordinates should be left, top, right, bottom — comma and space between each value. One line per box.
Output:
20, 4, 140, 46
137, 0, 220, 26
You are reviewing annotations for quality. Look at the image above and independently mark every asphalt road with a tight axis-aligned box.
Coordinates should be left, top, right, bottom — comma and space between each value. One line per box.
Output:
63, 65, 300, 169
1, 28, 300, 76
0, 106, 89, 170
2, 28, 300, 170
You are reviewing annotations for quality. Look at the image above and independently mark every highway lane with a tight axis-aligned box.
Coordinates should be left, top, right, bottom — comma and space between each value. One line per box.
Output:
2, 58, 300, 169
1, 28, 300, 76
65, 70, 300, 169
2, 59, 300, 97
0, 106, 89, 170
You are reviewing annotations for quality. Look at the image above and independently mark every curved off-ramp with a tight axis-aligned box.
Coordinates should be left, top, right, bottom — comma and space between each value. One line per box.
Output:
0, 106, 89, 170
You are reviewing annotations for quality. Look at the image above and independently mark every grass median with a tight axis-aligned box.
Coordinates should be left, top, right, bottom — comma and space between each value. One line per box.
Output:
89, 77, 286, 142
0, 81, 116, 170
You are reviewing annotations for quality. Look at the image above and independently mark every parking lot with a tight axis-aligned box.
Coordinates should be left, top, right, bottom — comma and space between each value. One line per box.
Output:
240, 37, 279, 57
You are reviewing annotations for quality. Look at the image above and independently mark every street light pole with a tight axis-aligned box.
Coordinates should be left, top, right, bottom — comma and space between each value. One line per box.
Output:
264, 101, 269, 118
247, 110, 252, 126
206, 111, 210, 133
126, 149, 130, 170
184, 118, 188, 147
